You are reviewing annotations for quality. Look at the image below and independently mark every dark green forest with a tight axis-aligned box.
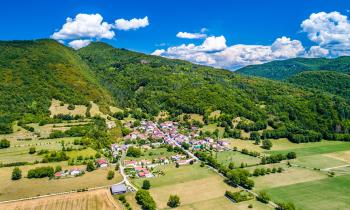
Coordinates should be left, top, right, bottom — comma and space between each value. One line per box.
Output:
1, 40, 350, 143
236, 57, 350, 80
288, 71, 350, 101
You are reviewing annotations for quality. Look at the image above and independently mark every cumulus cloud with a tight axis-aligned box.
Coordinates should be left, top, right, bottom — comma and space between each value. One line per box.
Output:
68, 39, 91, 50
151, 49, 165, 56
153, 36, 304, 69
176, 32, 207, 39
114, 16, 149, 30
52, 13, 115, 40
301, 11, 350, 55
306, 46, 330, 58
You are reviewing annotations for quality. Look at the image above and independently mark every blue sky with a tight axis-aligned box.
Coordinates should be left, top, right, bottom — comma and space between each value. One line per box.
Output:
1, 0, 349, 69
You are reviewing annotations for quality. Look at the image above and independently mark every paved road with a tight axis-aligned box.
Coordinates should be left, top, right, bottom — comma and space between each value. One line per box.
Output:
119, 150, 138, 192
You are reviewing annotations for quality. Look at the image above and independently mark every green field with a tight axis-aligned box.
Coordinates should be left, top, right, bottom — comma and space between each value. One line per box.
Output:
133, 164, 215, 188
125, 147, 175, 161
292, 154, 347, 169
268, 141, 350, 157
200, 124, 225, 138
67, 147, 97, 159
216, 151, 261, 167
0, 137, 80, 164
266, 175, 350, 210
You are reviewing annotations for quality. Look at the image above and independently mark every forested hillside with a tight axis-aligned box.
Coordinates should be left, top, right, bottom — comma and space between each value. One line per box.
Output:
0, 40, 112, 133
236, 57, 350, 80
288, 71, 350, 101
78, 42, 350, 142
0, 40, 350, 142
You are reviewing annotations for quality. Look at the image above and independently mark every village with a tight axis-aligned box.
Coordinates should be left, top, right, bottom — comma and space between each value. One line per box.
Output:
110, 120, 231, 181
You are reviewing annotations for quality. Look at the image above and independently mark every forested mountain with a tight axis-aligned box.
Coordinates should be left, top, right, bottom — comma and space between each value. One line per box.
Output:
78, 42, 350, 141
1, 40, 350, 142
0, 39, 112, 133
236, 57, 350, 80
287, 71, 350, 101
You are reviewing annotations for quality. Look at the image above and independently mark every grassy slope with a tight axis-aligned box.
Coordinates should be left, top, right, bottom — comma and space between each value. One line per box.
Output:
236, 56, 350, 80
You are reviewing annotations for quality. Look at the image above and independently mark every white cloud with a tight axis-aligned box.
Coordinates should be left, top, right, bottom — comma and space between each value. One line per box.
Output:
306, 46, 329, 58
151, 49, 165, 56
301, 11, 350, 55
68, 39, 91, 50
153, 36, 304, 69
114, 16, 149, 30
176, 32, 207, 39
52, 13, 115, 40
200, 28, 208, 33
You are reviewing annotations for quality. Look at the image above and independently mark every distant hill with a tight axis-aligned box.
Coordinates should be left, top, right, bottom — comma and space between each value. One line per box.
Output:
0, 40, 350, 141
288, 71, 350, 101
236, 57, 350, 80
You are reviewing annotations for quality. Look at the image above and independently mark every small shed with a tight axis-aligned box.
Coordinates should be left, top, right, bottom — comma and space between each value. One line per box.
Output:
110, 184, 127, 195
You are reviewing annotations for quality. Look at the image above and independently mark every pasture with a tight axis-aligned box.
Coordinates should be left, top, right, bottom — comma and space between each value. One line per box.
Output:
125, 147, 175, 161
291, 154, 347, 169
226, 138, 264, 152
200, 124, 225, 138
268, 141, 350, 156
0, 163, 121, 201
265, 175, 350, 210
0, 137, 80, 164
216, 150, 261, 167
49, 99, 87, 117
0, 188, 122, 210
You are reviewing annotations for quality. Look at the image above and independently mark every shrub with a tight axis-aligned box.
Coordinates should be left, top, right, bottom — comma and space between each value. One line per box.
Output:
225, 190, 253, 202
167, 195, 181, 208
29, 147, 36, 154
262, 139, 272, 150
107, 170, 115, 180
86, 161, 95, 172
27, 166, 54, 178
135, 189, 156, 210
12, 167, 22, 180
126, 146, 142, 158
0, 139, 10, 149
142, 179, 151, 190
256, 191, 270, 204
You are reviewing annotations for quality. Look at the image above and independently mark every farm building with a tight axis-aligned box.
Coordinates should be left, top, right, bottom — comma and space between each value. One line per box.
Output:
110, 183, 127, 195
96, 159, 108, 168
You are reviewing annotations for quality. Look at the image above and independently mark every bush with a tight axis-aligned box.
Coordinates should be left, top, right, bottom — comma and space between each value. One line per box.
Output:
29, 147, 36, 154
27, 166, 54, 178
107, 170, 115, 180
225, 190, 253, 202
55, 165, 62, 172
142, 179, 151, 190
256, 191, 270, 204
167, 195, 181, 208
86, 161, 95, 172
12, 167, 22, 180
276, 202, 297, 210
135, 189, 156, 210
0, 139, 10, 149
262, 139, 272, 150
126, 146, 142, 158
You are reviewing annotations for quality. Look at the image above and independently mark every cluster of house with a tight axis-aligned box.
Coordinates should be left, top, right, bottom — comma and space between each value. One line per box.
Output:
54, 168, 83, 178
124, 159, 157, 178
171, 154, 195, 165
190, 138, 230, 152
124, 121, 165, 141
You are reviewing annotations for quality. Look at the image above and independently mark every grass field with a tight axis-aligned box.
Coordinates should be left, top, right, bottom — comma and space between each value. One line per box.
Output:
174, 198, 273, 210
0, 163, 122, 201
49, 99, 87, 117
324, 150, 350, 163
252, 166, 327, 190
67, 147, 97, 159
268, 141, 350, 156
0, 189, 122, 210
0, 137, 80, 164
266, 175, 350, 210
125, 147, 175, 161
133, 164, 215, 188
291, 154, 348, 169
216, 151, 261, 167
226, 138, 264, 152
132, 164, 246, 209
200, 124, 225, 138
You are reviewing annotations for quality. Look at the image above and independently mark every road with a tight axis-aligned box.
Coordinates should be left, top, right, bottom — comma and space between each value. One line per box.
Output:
119, 150, 138, 192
